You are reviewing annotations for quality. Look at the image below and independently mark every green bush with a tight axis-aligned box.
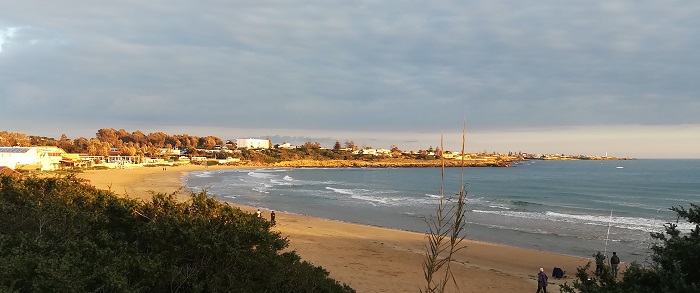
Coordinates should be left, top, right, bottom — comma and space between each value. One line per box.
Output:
0, 175, 354, 293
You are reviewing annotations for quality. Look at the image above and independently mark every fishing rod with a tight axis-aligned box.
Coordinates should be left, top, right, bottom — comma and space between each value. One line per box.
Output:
604, 209, 613, 258
644, 208, 661, 265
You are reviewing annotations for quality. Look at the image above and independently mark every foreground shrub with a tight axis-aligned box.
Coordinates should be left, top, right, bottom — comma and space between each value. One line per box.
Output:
0, 175, 354, 293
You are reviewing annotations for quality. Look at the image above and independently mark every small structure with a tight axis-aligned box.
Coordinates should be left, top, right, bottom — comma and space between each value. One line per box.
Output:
277, 142, 295, 149
0, 166, 20, 177
236, 138, 270, 149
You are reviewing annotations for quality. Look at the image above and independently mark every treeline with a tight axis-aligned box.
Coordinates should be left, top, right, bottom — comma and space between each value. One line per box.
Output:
0, 175, 355, 292
0, 129, 224, 157
0, 129, 454, 163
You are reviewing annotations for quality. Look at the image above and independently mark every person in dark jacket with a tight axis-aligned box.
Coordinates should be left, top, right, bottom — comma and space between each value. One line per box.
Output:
610, 252, 620, 277
594, 251, 606, 275
537, 267, 548, 293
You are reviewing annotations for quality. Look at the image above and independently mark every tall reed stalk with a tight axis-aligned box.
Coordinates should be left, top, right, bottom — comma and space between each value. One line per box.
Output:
421, 124, 469, 293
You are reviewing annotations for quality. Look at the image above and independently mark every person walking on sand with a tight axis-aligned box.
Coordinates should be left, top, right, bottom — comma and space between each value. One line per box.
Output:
610, 252, 620, 277
270, 211, 276, 225
594, 251, 606, 275
256, 209, 261, 218
536, 267, 548, 293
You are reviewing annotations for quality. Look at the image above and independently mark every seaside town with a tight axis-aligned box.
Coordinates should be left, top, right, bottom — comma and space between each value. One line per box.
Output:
0, 130, 631, 172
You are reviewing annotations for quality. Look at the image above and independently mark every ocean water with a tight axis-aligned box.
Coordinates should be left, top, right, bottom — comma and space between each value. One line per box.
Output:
183, 159, 700, 263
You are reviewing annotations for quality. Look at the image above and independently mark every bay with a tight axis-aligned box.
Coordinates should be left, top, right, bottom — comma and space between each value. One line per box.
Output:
184, 159, 700, 263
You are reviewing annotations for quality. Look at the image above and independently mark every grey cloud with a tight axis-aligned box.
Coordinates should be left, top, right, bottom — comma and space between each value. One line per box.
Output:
1, 0, 699, 137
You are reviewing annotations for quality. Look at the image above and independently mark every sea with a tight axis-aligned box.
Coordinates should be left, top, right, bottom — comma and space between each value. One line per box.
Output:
183, 159, 700, 263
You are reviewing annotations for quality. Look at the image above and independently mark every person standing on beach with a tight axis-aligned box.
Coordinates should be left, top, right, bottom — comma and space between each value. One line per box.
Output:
256, 209, 261, 218
270, 211, 276, 225
536, 267, 548, 293
610, 252, 620, 277
594, 251, 606, 275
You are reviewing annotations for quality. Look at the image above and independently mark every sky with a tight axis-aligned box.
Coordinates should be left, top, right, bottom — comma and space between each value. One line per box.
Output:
1, 1, 698, 158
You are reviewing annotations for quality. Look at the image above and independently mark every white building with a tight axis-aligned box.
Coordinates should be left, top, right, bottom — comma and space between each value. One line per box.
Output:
0, 147, 35, 169
0, 146, 66, 171
236, 138, 270, 149
277, 142, 295, 149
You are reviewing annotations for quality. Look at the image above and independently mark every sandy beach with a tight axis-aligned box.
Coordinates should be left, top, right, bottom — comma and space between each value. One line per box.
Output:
78, 165, 591, 292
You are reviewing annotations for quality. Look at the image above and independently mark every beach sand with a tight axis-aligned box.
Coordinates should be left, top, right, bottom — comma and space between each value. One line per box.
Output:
78, 165, 591, 293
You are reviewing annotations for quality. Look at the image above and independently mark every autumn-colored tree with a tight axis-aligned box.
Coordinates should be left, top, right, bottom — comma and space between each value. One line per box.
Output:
199, 136, 220, 149
344, 140, 356, 150
390, 145, 402, 157
131, 130, 148, 146
301, 140, 321, 150
147, 132, 168, 148
96, 128, 120, 145
118, 144, 138, 156
87, 139, 110, 156
71, 137, 88, 153
0, 131, 30, 147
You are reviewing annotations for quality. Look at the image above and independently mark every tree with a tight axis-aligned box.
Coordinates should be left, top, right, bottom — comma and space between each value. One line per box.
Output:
148, 132, 168, 148
561, 203, 700, 293
0, 131, 30, 146
344, 140, 356, 150
96, 128, 120, 145
333, 140, 342, 151
131, 130, 148, 146
390, 145, 402, 157
87, 138, 110, 156
301, 140, 321, 150
57, 135, 76, 152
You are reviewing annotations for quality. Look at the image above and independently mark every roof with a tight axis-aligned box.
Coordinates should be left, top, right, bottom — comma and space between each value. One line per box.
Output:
0, 166, 18, 175
0, 147, 31, 153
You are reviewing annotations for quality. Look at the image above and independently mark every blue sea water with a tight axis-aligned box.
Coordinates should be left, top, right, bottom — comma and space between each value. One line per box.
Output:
183, 159, 700, 263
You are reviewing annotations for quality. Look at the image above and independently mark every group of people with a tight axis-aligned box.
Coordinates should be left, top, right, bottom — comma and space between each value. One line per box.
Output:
256, 209, 276, 225
595, 251, 621, 277
535, 251, 621, 293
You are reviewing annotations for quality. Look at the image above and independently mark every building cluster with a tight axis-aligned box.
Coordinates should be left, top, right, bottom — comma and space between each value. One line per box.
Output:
0, 138, 284, 172
0, 137, 627, 173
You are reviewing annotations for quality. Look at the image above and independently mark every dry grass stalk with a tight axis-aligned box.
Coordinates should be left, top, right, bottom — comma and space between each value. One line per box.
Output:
421, 124, 469, 293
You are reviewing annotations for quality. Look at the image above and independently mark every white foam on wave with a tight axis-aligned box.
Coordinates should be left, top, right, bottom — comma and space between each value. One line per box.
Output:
351, 194, 393, 206
269, 178, 298, 186
327, 187, 425, 206
326, 187, 355, 195
252, 187, 270, 194
488, 204, 512, 210
192, 171, 214, 178
473, 210, 696, 232
247, 171, 275, 179
283, 175, 294, 181
478, 222, 553, 235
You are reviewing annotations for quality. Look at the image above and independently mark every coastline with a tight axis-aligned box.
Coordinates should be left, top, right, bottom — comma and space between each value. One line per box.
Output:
77, 164, 591, 292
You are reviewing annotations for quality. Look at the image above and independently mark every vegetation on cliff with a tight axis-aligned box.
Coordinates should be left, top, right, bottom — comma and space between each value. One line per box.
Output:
0, 175, 354, 293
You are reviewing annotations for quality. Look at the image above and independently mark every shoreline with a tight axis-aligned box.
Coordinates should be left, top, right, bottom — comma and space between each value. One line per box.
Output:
77, 164, 591, 292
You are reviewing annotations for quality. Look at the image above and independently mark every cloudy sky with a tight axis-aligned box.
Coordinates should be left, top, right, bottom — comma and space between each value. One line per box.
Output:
1, 1, 698, 158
